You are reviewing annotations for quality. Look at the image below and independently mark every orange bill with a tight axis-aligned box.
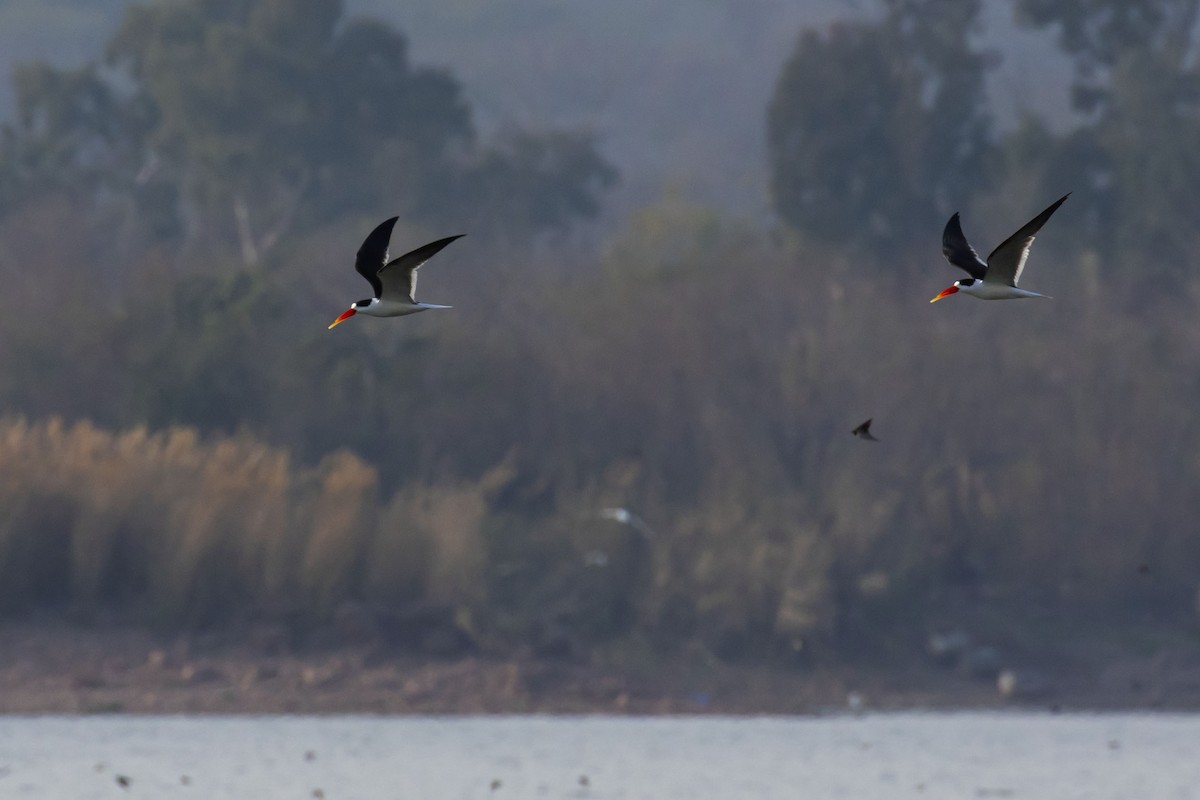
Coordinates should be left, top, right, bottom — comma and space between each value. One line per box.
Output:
328, 307, 356, 329
929, 285, 958, 303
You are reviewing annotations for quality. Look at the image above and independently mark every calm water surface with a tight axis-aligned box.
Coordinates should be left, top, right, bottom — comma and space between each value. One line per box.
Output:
1, 712, 1197, 799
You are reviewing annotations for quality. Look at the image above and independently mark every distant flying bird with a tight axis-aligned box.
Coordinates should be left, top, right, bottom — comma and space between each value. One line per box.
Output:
851, 419, 879, 442
328, 217, 463, 329
931, 193, 1069, 303
599, 507, 656, 539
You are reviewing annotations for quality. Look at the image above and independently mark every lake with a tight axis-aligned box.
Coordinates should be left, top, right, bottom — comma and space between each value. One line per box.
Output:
1, 712, 1197, 799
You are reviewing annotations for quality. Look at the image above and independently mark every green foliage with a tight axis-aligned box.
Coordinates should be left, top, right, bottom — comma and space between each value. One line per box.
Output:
115, 270, 281, 431
0, 63, 136, 209
457, 131, 619, 240
1014, 0, 1200, 284
0, 0, 615, 266
1014, 0, 1200, 108
767, 1, 993, 257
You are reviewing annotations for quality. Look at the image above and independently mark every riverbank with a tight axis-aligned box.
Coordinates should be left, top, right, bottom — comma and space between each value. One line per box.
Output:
3, 616, 1200, 715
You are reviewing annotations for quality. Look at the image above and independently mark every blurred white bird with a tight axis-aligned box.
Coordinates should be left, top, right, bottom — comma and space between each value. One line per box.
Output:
599, 507, 657, 539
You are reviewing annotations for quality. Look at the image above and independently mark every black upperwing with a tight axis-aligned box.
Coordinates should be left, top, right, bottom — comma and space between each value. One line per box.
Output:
852, 418, 879, 442
354, 216, 400, 299
941, 212, 988, 281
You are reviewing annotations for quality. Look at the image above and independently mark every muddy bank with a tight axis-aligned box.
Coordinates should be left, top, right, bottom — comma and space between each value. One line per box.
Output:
3, 617, 1200, 715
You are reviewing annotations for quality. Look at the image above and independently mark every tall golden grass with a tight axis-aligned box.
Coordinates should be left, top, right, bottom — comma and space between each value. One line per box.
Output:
0, 418, 386, 624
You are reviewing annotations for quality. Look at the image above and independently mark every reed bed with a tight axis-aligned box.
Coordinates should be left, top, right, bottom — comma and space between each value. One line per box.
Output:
0, 417, 382, 625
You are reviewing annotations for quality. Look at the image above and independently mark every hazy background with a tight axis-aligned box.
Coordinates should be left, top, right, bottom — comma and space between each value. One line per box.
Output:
0, 0, 1075, 216
0, 0, 1197, 676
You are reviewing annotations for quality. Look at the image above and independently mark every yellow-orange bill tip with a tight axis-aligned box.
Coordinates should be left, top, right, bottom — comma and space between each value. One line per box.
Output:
929, 286, 958, 303
328, 308, 356, 329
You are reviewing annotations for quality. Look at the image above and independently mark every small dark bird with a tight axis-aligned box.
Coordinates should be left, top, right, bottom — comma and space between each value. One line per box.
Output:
579, 774, 590, 787
329, 217, 462, 329
490, 778, 503, 791
852, 419, 879, 442
115, 775, 131, 789
303, 750, 316, 762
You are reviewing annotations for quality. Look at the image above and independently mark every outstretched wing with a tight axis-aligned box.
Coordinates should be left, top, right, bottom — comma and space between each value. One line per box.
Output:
354, 216, 399, 298
377, 234, 465, 302
942, 213, 988, 280
852, 418, 879, 441
984, 193, 1070, 287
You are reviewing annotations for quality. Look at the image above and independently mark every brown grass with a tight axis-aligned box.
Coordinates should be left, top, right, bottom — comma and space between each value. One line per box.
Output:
0, 418, 388, 624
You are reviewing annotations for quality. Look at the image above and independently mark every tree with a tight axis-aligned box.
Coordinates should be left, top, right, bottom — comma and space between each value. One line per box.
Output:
1014, 0, 1200, 284
455, 131, 618, 241
0, 0, 616, 267
1014, 0, 1200, 112
0, 63, 147, 212
767, 0, 994, 257
101, 0, 474, 263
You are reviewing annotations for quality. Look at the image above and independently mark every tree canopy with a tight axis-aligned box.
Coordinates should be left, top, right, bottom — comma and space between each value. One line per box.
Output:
0, 0, 616, 265
767, 0, 993, 257
1013, 0, 1200, 284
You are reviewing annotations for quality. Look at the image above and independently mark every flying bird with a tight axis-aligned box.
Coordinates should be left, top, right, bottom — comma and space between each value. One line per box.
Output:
329, 217, 463, 329
931, 193, 1069, 303
851, 419, 879, 442
599, 507, 657, 539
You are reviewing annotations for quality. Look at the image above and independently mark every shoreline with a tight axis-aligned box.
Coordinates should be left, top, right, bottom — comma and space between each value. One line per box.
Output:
4, 619, 1200, 716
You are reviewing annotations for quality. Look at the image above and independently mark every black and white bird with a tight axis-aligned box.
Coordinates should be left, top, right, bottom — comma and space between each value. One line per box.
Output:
329, 217, 463, 329
851, 419, 879, 442
930, 193, 1069, 303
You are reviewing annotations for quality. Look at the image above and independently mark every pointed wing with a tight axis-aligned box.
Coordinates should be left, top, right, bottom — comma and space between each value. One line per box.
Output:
942, 213, 988, 280
377, 234, 465, 302
984, 193, 1070, 287
354, 216, 399, 298
852, 419, 878, 441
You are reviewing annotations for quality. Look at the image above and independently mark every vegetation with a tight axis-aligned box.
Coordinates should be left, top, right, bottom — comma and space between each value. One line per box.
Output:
0, 0, 1198, 667
768, 0, 992, 256
0, 0, 615, 264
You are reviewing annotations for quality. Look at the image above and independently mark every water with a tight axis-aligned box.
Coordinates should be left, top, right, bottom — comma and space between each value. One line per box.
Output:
1, 712, 1197, 799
